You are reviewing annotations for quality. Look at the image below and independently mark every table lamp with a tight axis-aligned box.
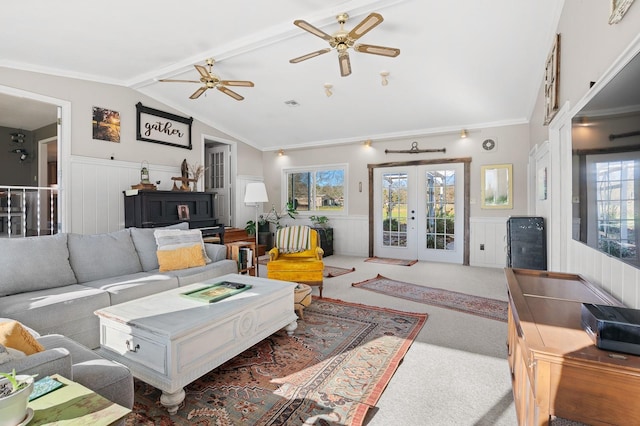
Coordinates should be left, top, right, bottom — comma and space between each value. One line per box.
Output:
244, 182, 268, 276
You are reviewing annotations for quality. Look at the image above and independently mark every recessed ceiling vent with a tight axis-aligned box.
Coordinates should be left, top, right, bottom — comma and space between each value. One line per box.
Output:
284, 100, 301, 107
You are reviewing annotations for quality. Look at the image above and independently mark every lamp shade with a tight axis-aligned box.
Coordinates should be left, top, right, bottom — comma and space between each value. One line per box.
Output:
244, 182, 268, 204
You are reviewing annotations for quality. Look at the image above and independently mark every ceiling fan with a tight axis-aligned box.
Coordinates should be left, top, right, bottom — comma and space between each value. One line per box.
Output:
159, 58, 254, 100
290, 12, 400, 77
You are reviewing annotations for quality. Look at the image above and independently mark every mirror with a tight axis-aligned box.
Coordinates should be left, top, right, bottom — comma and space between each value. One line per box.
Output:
571, 50, 640, 268
480, 164, 513, 209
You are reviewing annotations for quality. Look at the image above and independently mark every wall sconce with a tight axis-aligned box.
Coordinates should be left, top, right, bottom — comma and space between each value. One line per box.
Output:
363, 139, 372, 147
460, 129, 468, 138
380, 71, 390, 86
324, 83, 333, 97
10, 132, 25, 143
277, 149, 285, 156
9, 148, 28, 161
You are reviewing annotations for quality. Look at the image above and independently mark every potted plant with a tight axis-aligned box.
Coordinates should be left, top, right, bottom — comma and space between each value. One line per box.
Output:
245, 203, 298, 248
309, 215, 329, 228
0, 370, 35, 426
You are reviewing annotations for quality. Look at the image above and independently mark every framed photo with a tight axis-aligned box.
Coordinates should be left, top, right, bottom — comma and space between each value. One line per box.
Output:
92, 107, 120, 142
177, 204, 190, 220
609, 0, 635, 24
543, 34, 560, 125
481, 164, 513, 209
136, 102, 193, 149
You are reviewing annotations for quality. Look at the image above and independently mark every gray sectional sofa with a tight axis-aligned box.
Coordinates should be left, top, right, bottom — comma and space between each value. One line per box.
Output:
0, 225, 238, 350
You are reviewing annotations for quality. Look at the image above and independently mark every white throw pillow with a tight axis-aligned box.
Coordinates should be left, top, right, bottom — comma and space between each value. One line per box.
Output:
154, 229, 212, 264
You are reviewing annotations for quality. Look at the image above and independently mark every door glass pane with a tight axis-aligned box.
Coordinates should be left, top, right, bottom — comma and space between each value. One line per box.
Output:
382, 172, 408, 247
425, 169, 456, 251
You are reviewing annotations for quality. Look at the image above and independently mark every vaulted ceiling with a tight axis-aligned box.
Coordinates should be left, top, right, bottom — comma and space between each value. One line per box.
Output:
0, 0, 563, 151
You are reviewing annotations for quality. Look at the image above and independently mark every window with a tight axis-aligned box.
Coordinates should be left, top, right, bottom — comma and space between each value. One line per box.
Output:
284, 165, 347, 214
586, 153, 639, 266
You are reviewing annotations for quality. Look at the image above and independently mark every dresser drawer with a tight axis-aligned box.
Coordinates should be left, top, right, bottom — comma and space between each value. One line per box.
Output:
102, 326, 167, 374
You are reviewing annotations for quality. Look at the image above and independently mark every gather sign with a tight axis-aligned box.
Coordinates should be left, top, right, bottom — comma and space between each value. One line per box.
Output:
136, 102, 193, 150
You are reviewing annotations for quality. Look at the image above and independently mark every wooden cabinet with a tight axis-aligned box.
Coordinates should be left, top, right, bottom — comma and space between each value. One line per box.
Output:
313, 227, 333, 257
506, 268, 640, 425
226, 241, 257, 276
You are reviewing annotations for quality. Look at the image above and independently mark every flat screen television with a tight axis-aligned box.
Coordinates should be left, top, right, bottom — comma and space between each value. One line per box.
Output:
571, 50, 640, 269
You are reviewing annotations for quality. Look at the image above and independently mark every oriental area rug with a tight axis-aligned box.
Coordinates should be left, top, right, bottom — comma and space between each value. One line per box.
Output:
352, 274, 508, 322
126, 298, 427, 426
364, 257, 418, 266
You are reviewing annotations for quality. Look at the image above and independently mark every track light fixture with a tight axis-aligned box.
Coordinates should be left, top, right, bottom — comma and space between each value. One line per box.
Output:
9, 148, 28, 161
10, 132, 25, 143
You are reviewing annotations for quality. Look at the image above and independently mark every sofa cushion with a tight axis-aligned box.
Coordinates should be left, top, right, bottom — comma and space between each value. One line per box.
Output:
0, 284, 111, 350
68, 229, 143, 283
0, 320, 45, 355
80, 272, 179, 305
0, 233, 77, 296
157, 244, 207, 272
154, 228, 212, 264
130, 223, 189, 272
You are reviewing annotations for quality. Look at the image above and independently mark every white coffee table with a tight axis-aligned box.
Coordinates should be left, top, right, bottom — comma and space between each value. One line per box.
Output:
94, 273, 298, 414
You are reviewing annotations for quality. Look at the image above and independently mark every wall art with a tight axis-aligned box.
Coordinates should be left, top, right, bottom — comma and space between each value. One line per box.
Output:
543, 34, 560, 125
92, 107, 120, 142
136, 102, 193, 149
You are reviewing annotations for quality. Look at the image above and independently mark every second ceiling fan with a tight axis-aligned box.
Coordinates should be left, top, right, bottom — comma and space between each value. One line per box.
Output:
290, 12, 400, 77
159, 58, 254, 100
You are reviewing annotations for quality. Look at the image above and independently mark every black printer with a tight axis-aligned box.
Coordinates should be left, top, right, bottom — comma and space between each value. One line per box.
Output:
581, 303, 640, 356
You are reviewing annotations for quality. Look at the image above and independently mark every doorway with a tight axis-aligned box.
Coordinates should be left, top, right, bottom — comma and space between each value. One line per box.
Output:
204, 141, 231, 226
368, 158, 470, 264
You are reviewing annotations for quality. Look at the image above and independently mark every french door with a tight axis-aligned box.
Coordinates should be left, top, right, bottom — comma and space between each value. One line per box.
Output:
374, 163, 464, 263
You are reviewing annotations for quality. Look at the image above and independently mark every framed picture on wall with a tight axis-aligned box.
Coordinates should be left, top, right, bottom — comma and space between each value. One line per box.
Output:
92, 107, 120, 143
609, 0, 636, 24
543, 34, 560, 125
136, 102, 193, 150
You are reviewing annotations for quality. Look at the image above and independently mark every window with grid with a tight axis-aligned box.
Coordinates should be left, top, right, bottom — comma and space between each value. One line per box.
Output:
284, 165, 346, 214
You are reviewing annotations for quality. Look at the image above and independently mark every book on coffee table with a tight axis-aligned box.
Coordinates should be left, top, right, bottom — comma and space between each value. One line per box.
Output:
180, 281, 252, 303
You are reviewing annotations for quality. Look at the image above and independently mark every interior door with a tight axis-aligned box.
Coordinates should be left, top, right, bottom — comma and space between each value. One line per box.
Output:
374, 163, 464, 263
205, 144, 230, 226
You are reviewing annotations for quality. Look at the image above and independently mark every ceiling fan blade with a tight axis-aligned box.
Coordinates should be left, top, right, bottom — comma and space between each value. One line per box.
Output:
354, 43, 400, 57
194, 64, 211, 79
293, 20, 333, 41
290, 48, 332, 64
158, 79, 201, 83
217, 86, 244, 101
190, 86, 208, 99
348, 13, 383, 40
220, 80, 254, 87
339, 52, 351, 77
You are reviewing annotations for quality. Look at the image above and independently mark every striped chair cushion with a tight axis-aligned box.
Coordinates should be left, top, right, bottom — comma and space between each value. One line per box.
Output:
275, 225, 311, 253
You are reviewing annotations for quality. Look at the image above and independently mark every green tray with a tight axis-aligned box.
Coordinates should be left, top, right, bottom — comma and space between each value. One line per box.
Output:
181, 281, 251, 303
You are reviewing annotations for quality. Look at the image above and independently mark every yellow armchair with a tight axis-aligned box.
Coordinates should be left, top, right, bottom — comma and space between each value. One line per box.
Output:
267, 227, 325, 297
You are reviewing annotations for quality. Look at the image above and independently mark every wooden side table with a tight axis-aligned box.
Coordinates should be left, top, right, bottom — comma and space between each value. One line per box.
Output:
28, 374, 130, 425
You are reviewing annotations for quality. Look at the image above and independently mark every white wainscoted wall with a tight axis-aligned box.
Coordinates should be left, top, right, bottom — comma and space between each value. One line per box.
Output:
469, 217, 508, 268
568, 240, 640, 308
69, 156, 180, 234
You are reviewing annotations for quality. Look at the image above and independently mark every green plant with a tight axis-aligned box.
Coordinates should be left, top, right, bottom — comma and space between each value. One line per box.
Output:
0, 370, 35, 398
245, 203, 298, 235
309, 215, 329, 227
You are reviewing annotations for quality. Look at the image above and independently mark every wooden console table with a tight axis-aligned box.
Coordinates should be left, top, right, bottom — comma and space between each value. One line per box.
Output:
505, 268, 640, 425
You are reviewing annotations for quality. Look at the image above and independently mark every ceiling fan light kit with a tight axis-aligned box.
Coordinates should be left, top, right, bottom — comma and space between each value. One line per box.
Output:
290, 12, 400, 77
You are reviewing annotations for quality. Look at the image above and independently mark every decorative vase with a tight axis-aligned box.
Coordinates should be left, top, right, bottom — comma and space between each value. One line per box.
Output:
0, 375, 34, 426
